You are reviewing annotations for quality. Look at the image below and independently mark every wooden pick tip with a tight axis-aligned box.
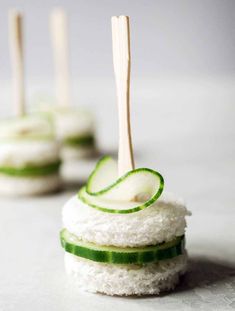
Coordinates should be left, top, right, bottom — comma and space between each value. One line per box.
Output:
51, 7, 66, 18
9, 9, 22, 18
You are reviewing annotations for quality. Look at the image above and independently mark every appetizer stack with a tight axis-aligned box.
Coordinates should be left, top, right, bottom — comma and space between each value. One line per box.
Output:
61, 157, 189, 295
0, 11, 61, 196
60, 16, 190, 296
48, 9, 96, 160
48, 107, 95, 160
0, 116, 61, 196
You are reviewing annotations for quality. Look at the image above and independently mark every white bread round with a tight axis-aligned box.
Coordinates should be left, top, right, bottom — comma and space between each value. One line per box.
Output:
64, 252, 187, 296
54, 109, 95, 140
0, 141, 60, 167
60, 145, 95, 161
0, 115, 53, 140
62, 194, 190, 248
0, 173, 61, 196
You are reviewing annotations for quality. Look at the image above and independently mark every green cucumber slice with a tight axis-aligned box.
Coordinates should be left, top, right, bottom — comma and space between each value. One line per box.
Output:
60, 229, 184, 264
0, 160, 61, 177
78, 156, 164, 214
64, 135, 95, 147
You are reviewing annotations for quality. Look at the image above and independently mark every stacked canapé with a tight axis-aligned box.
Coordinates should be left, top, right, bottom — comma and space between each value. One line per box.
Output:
60, 16, 190, 296
1, 11, 61, 196
0, 116, 61, 196
61, 156, 190, 295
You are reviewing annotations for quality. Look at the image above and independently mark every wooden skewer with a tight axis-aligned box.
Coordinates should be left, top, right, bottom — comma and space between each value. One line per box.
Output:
9, 10, 25, 117
50, 8, 70, 107
111, 15, 135, 176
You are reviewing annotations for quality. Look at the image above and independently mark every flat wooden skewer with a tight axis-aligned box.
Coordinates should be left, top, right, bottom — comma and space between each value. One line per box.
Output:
111, 16, 135, 177
50, 8, 70, 107
9, 10, 25, 116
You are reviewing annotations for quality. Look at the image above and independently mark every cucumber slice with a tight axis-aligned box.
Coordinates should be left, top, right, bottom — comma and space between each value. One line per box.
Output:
78, 156, 164, 214
60, 229, 185, 264
0, 160, 61, 177
64, 135, 95, 147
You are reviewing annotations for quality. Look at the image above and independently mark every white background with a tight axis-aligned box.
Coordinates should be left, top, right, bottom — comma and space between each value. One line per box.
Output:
0, 0, 234, 79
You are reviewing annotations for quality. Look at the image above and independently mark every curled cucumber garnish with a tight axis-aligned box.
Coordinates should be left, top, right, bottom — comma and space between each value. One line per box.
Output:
78, 156, 164, 214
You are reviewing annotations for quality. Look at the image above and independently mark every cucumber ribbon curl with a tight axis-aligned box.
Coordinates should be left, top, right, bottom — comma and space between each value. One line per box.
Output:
78, 156, 164, 214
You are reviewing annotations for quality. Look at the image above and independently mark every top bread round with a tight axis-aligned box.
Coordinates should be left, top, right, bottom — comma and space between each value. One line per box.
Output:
62, 192, 190, 248
0, 115, 59, 167
0, 141, 59, 167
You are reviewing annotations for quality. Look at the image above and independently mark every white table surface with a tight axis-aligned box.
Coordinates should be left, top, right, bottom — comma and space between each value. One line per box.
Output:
0, 77, 235, 310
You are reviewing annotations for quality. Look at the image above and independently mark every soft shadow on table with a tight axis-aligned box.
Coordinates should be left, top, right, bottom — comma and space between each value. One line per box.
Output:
174, 256, 235, 294
122, 256, 235, 300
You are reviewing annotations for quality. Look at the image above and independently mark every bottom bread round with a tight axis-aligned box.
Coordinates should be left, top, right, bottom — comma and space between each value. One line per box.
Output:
61, 145, 96, 160
0, 173, 61, 196
64, 252, 187, 296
